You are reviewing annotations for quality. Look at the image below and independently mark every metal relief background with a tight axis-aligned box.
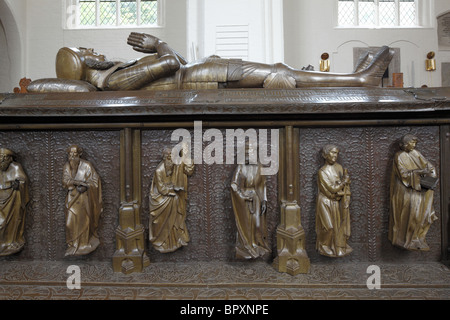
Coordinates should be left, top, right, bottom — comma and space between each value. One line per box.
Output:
299, 126, 441, 263
0, 130, 121, 262
0, 126, 442, 265
141, 129, 280, 263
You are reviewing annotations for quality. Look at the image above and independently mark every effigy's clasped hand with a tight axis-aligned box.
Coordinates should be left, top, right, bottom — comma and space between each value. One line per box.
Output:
127, 32, 160, 53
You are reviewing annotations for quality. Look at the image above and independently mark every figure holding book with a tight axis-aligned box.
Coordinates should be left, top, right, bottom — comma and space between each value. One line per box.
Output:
389, 134, 438, 251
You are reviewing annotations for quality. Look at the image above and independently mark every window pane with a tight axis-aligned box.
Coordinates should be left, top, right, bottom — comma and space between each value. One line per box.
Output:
100, 0, 117, 25
79, 0, 96, 26
358, 0, 375, 26
338, 0, 355, 26
400, 0, 416, 26
141, 0, 158, 25
337, 0, 417, 27
379, 0, 396, 26
76, 0, 160, 28
121, 0, 137, 25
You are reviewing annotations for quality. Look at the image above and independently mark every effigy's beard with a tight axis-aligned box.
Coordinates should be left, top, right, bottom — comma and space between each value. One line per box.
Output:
85, 58, 115, 70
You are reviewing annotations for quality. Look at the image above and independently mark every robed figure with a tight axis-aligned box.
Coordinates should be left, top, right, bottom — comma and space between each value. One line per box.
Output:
231, 156, 270, 260
316, 144, 352, 258
62, 145, 103, 256
389, 134, 438, 251
0, 148, 29, 256
149, 148, 195, 253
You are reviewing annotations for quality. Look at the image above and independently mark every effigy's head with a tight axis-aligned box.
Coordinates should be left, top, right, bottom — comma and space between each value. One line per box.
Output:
56, 47, 88, 80
56, 47, 111, 80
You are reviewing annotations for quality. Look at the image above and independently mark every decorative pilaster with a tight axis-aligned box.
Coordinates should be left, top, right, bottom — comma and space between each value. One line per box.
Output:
441, 125, 450, 263
113, 128, 150, 273
273, 126, 310, 275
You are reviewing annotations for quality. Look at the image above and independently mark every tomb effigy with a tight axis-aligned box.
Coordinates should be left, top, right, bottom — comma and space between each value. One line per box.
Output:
0, 33, 449, 299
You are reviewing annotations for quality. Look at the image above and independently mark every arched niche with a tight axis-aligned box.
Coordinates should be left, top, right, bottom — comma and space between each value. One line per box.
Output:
0, 0, 24, 93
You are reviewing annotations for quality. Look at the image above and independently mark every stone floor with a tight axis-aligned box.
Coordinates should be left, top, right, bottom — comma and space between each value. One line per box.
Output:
0, 260, 448, 300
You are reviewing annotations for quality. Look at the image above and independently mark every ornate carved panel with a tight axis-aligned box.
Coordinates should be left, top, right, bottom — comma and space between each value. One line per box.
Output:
0, 130, 120, 262
299, 126, 441, 263
141, 129, 279, 263
0, 260, 448, 299
0, 126, 442, 266
0, 88, 448, 299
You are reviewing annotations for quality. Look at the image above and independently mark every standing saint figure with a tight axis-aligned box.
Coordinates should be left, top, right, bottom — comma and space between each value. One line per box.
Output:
62, 145, 103, 256
0, 148, 29, 256
389, 134, 438, 251
230, 144, 270, 259
149, 147, 195, 253
316, 144, 352, 258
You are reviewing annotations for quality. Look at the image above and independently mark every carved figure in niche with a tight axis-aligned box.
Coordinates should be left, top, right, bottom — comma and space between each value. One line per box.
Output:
62, 145, 103, 256
0, 148, 29, 256
389, 134, 438, 251
231, 142, 270, 259
316, 144, 352, 257
149, 145, 195, 253
28, 33, 394, 92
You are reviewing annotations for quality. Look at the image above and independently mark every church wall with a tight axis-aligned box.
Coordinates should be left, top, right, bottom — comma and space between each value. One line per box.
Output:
0, 21, 10, 93
3, 1, 450, 89
12, 0, 188, 86
0, 0, 26, 92
283, 0, 450, 88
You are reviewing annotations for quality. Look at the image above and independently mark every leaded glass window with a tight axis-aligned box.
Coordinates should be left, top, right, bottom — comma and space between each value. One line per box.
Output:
77, 0, 159, 27
337, 0, 417, 27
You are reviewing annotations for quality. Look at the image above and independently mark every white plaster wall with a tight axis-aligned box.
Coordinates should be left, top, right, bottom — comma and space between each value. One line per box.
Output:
1, 0, 26, 92
2, 0, 450, 89
189, 0, 283, 64
0, 20, 10, 92
203, 0, 267, 62
436, 0, 450, 85
283, 0, 450, 88
24, 0, 187, 80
